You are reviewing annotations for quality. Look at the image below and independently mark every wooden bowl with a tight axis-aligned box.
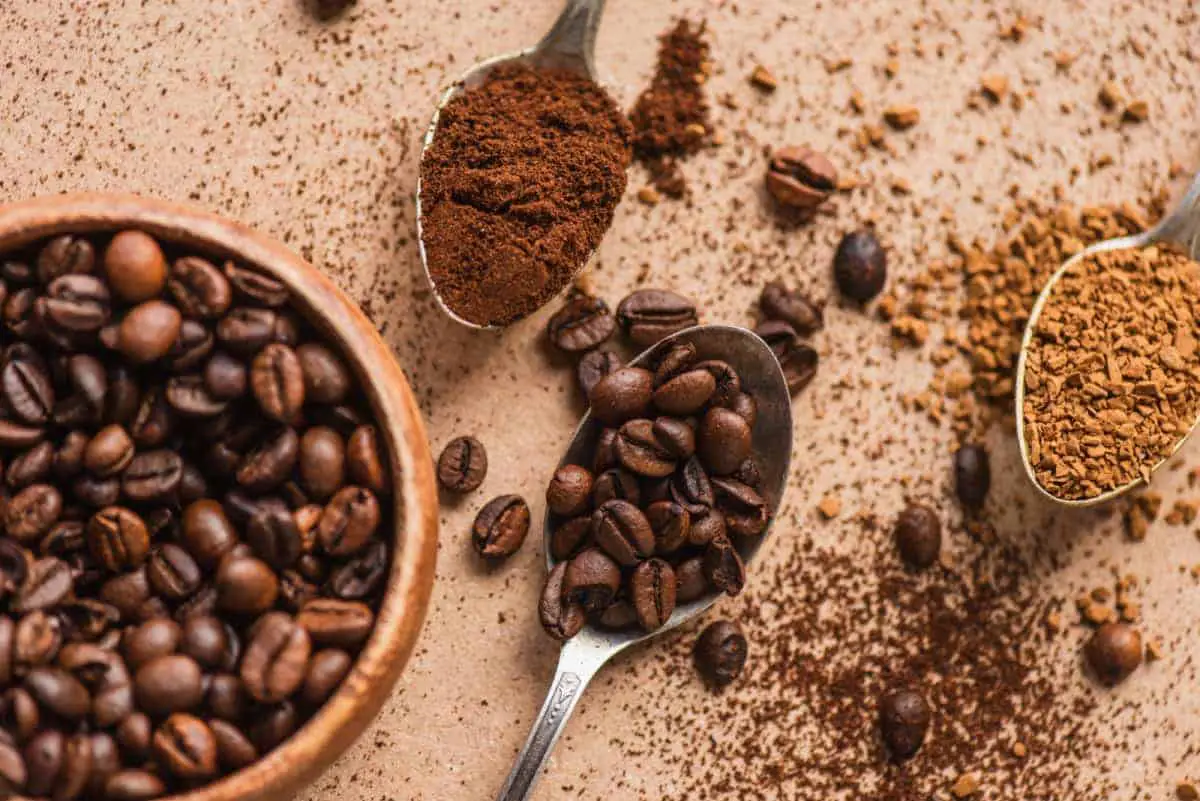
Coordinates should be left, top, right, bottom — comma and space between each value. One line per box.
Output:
0, 193, 440, 801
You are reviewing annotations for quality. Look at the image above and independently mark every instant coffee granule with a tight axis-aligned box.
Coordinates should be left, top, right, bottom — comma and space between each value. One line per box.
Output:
419, 64, 631, 326
1022, 245, 1200, 501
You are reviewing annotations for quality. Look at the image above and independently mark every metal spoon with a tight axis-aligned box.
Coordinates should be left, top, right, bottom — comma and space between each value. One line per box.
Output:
415, 0, 609, 331
1014, 169, 1200, 507
495, 324, 794, 801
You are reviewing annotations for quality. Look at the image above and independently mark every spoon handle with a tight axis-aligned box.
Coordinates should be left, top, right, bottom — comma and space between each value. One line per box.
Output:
495, 637, 609, 801
1153, 169, 1200, 260
533, 0, 606, 79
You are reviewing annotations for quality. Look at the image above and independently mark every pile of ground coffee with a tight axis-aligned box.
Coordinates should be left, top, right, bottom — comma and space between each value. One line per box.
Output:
628, 20, 711, 197
419, 64, 631, 326
1023, 245, 1200, 500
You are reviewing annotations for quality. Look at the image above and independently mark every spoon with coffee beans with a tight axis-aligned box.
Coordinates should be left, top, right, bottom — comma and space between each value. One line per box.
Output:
1015, 169, 1200, 507
495, 325, 793, 801
415, 0, 612, 330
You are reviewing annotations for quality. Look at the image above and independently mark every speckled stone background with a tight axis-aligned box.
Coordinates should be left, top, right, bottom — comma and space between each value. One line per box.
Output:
2, 1, 1199, 799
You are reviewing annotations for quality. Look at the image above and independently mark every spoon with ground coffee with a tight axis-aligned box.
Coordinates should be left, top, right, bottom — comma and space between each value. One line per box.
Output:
416, 0, 631, 330
494, 324, 793, 801
1015, 170, 1200, 507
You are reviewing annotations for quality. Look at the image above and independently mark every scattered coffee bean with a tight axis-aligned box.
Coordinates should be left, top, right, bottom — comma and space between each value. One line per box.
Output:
547, 291, 616, 353
765, 146, 836, 211
954, 444, 991, 508
471, 494, 530, 559
1085, 622, 1142, 685
894, 503, 941, 569
616, 289, 698, 348
759, 280, 823, 334
879, 688, 931, 760
437, 435, 488, 493
694, 620, 747, 687
577, 349, 622, 398
833, 229, 887, 302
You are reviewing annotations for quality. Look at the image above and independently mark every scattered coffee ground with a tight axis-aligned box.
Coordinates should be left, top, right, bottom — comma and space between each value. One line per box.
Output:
1022, 246, 1200, 500
628, 19, 711, 198
419, 64, 631, 326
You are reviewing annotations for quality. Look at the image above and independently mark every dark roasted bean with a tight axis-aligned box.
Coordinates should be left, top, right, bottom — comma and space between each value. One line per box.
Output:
13, 558, 72, 614
630, 558, 676, 630
616, 289, 698, 347
168, 256, 232, 319
589, 367, 653, 425
87, 507, 149, 571
318, 486, 380, 557
546, 464, 593, 517
210, 719, 258, 770
215, 556, 279, 616
694, 620, 747, 687
703, 537, 745, 596
562, 548, 620, 612
879, 689, 931, 760
296, 598, 373, 649
134, 654, 204, 717
954, 444, 991, 508
592, 499, 654, 566
577, 349, 622, 398
436, 435, 487, 494
296, 343, 350, 405
546, 291, 615, 353
538, 562, 584, 641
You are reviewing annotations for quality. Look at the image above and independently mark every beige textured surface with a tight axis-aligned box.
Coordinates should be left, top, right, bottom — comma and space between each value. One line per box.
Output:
2, 1, 1200, 799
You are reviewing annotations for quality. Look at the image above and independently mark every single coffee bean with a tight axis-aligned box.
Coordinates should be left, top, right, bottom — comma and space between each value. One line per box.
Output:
103, 231, 167, 303
166, 319, 214, 371
879, 688, 931, 760
592, 467, 640, 507
0, 419, 44, 451
167, 256, 232, 319
134, 654, 204, 717
592, 428, 619, 473
14, 611, 62, 670
615, 419, 677, 478
724, 391, 758, 428
7, 440, 53, 488
210, 719, 258, 770
297, 598, 374, 648
711, 477, 768, 538
203, 350, 248, 400
179, 616, 235, 671
73, 474, 121, 508
86, 732, 121, 798
2, 346, 55, 424
671, 456, 714, 514
697, 407, 752, 477
326, 538, 387, 600
703, 537, 745, 596
547, 292, 615, 353
98, 568, 150, 620
104, 769, 165, 801
1085, 622, 1142, 685
833, 229, 887, 302
894, 503, 941, 569
240, 611, 311, 703
146, 544, 202, 600
59, 598, 120, 641
954, 443, 990, 508
589, 367, 653, 425
562, 548, 621, 612
22, 729, 64, 798
301, 648, 352, 707
470, 494, 529, 559
182, 500, 239, 569
38, 235, 96, 284
546, 464, 593, 517
694, 619, 747, 687
84, 424, 135, 477
206, 674, 247, 722
40, 274, 112, 333
116, 300, 182, 363
129, 388, 173, 447
592, 499, 654, 566
215, 556, 279, 616
645, 500, 690, 553
153, 713, 217, 780
538, 562, 584, 642
630, 558, 676, 630
616, 289, 698, 348
693, 359, 742, 407
765, 145, 836, 211
87, 506, 149, 571
216, 307, 277, 355
776, 340, 818, 396
225, 261, 289, 306
653, 341, 697, 385
4, 288, 40, 340
436, 435, 488, 493
51, 432, 88, 481
2, 687, 39, 742
346, 425, 388, 495
55, 733, 91, 801
24, 666, 90, 721
652, 417, 695, 459
122, 619, 182, 670
251, 343, 306, 422
0, 733, 24, 794
652, 368, 715, 416
298, 426, 346, 501
318, 486, 380, 557
57, 354, 108, 426
165, 373, 228, 417
247, 506, 303, 569
6, 484, 62, 543
296, 343, 350, 405
235, 426, 299, 493
0, 616, 13, 685
759, 280, 823, 334
13, 558, 73, 614
674, 556, 708, 603
549, 517, 592, 562
248, 700, 297, 753
577, 349, 622, 398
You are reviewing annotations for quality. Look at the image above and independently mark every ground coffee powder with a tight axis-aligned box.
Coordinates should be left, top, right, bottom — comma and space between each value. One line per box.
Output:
420, 63, 631, 326
1023, 245, 1200, 500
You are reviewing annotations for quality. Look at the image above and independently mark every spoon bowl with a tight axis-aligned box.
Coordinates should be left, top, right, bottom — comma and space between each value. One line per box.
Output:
495, 324, 793, 801
1015, 169, 1200, 507
415, 0, 609, 331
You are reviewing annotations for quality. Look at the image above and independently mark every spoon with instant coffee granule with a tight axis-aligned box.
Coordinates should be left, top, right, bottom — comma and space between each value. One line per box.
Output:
415, 0, 612, 331
494, 325, 794, 801
1015, 169, 1200, 507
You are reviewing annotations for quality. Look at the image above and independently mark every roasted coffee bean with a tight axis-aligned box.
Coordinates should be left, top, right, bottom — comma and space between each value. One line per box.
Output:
134, 654, 204, 717
589, 367, 653, 425
237, 611, 310, 704
105, 768, 165, 801
205, 673, 247, 722
833, 229, 887, 302
203, 350, 247, 400
296, 343, 350, 405
104, 366, 140, 426
590, 427, 618, 473
346, 424, 388, 494
0, 616, 12, 685
577, 349, 622, 398
251, 343, 306, 422
318, 486, 380, 557
216, 307, 277, 355
216, 556, 279, 616
14, 611, 62, 669
954, 444, 991, 508
86, 732, 121, 798
703, 537, 745, 596
538, 562, 584, 642
470, 494, 529, 559
301, 648, 352, 707
7, 440, 53, 488
693, 360, 742, 406
733, 456, 764, 489
166, 319, 214, 371
23, 729, 64, 797
6, 484, 62, 543
592, 499, 654, 566
116, 300, 182, 363
58, 599, 119, 642
671, 456, 714, 514
178, 616, 235, 671
436, 435, 487, 493
616, 289, 698, 348
248, 700, 297, 753
235, 427, 299, 493
146, 544, 202, 600
297, 426, 346, 501
129, 388, 173, 447
73, 475, 120, 508
115, 712, 153, 761
40, 274, 111, 332
562, 549, 620, 612
630, 558, 676, 630
652, 368, 715, 416
652, 341, 697, 385
547, 292, 615, 352
165, 373, 228, 417
297, 598, 373, 649
167, 257, 232, 319
0, 419, 44, 451
548, 517, 592, 563
759, 280, 823, 334
326, 539, 387, 600
593, 468, 642, 510
645, 500, 690, 553
765, 145, 836, 211
894, 503, 941, 569
2, 687, 39, 742
52, 432, 88, 481
2, 346, 54, 424
177, 463, 208, 505
152, 713, 217, 780
222, 260, 286, 306
725, 392, 758, 429
546, 464, 593, 517
4, 288, 40, 340
246, 505, 303, 570
593, 600, 637, 630
122, 619, 182, 670
24, 665, 90, 721
0, 540, 26, 602
779, 342, 818, 396
1086, 622, 1142, 685
615, 419, 677, 478
13, 558, 72, 614
182, 500, 239, 569
98, 569, 151, 620
87, 507, 149, 571
0, 733, 24, 794
711, 477, 768, 538
652, 417, 695, 459
879, 689, 931, 760
210, 719, 258, 770
698, 407, 752, 476
38, 235, 96, 284
103, 231, 167, 303
694, 620, 747, 687
674, 556, 708, 603
84, 424, 134, 477
54, 355, 107, 427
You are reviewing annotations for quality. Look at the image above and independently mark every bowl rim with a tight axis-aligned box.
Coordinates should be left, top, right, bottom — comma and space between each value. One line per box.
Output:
0, 192, 440, 801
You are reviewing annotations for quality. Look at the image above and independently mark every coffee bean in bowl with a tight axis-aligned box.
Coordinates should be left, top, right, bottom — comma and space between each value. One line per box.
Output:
0, 195, 438, 801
